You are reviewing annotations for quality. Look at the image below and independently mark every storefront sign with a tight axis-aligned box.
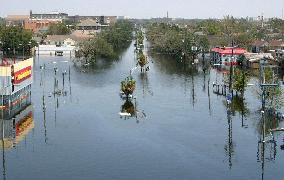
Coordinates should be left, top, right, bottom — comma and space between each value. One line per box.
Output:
14, 66, 32, 84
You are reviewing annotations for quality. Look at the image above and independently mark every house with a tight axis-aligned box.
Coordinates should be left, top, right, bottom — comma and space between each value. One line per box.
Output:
269, 40, 284, 50
251, 40, 268, 53
241, 53, 275, 69
211, 47, 247, 66
38, 35, 90, 56
44, 35, 80, 46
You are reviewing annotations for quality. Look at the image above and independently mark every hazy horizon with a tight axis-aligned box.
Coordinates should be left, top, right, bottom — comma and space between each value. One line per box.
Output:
1, 0, 284, 19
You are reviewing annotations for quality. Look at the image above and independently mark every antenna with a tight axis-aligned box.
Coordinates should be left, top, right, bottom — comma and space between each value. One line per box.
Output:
282, 5, 284, 20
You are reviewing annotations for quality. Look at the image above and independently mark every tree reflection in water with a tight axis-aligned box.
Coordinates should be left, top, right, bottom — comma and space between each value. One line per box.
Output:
119, 99, 146, 124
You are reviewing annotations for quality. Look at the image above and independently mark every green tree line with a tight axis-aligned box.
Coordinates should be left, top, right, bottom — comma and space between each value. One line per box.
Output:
146, 23, 209, 60
0, 26, 36, 55
77, 20, 134, 64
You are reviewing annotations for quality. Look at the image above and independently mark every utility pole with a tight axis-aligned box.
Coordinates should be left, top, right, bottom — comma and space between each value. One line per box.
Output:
229, 39, 234, 97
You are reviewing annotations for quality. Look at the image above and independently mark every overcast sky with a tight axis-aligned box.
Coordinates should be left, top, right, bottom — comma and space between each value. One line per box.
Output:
1, 0, 284, 19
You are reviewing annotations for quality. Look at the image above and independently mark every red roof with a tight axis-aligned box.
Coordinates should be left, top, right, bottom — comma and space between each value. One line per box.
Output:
211, 47, 247, 55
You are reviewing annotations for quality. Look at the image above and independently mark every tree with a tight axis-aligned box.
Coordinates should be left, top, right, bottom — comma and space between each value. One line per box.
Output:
232, 68, 249, 95
102, 20, 133, 50
76, 20, 133, 64
261, 68, 284, 111
269, 18, 284, 31
47, 23, 71, 35
121, 76, 136, 97
0, 18, 4, 26
0, 26, 36, 55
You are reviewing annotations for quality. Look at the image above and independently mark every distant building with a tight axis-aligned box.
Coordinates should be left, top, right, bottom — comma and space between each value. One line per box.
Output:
211, 47, 247, 65
76, 18, 109, 33
37, 35, 90, 56
30, 10, 68, 22
251, 40, 269, 53
5, 15, 29, 27
242, 53, 275, 69
23, 10, 68, 33
44, 35, 88, 46
68, 15, 117, 25
24, 19, 59, 33
269, 40, 284, 50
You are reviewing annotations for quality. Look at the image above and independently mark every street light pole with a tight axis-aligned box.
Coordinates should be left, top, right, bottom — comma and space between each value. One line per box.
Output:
229, 39, 234, 97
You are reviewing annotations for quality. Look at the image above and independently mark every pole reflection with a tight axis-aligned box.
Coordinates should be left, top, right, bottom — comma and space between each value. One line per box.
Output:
225, 103, 234, 169
139, 73, 153, 98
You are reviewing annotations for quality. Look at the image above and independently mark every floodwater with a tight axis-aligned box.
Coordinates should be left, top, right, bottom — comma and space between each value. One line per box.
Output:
1, 41, 284, 180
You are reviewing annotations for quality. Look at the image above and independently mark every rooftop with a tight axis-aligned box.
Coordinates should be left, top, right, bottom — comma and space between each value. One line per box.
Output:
6, 15, 29, 20
45, 35, 90, 42
77, 19, 101, 27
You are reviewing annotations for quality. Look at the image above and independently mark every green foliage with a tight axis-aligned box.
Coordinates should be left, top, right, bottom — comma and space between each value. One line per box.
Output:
0, 26, 36, 55
196, 36, 209, 51
121, 100, 135, 115
137, 51, 148, 67
136, 30, 144, 45
262, 68, 284, 110
78, 20, 133, 63
226, 96, 249, 116
77, 37, 116, 65
197, 19, 222, 35
232, 68, 249, 93
121, 76, 136, 96
147, 23, 205, 59
269, 18, 284, 31
47, 23, 71, 35
102, 20, 133, 50
0, 18, 4, 26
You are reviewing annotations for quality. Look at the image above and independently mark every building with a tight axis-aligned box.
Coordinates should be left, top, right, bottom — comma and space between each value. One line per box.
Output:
211, 47, 247, 65
23, 10, 68, 33
269, 40, 284, 50
68, 15, 117, 25
24, 19, 59, 33
241, 53, 275, 69
30, 10, 68, 22
0, 58, 33, 120
77, 18, 103, 31
251, 40, 269, 53
5, 15, 29, 27
37, 34, 90, 56
44, 35, 89, 46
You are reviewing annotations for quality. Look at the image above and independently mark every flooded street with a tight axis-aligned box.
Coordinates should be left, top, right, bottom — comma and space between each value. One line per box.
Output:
1, 42, 284, 180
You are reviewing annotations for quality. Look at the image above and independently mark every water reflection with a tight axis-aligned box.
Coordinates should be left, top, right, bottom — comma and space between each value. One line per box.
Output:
257, 113, 278, 180
0, 104, 34, 180
38, 59, 74, 140
224, 104, 235, 169
119, 99, 146, 123
139, 73, 153, 97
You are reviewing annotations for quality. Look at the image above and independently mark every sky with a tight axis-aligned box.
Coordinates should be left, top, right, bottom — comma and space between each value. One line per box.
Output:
1, 0, 284, 19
